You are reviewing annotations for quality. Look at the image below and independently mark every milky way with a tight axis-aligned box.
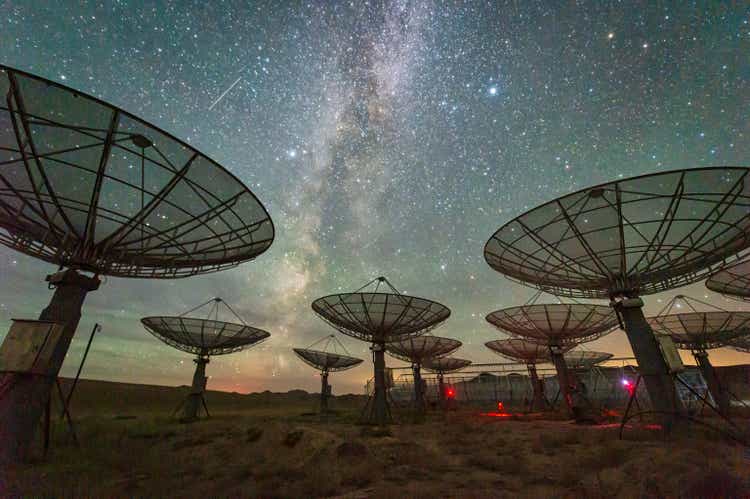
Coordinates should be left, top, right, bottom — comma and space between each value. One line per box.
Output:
0, 1, 748, 394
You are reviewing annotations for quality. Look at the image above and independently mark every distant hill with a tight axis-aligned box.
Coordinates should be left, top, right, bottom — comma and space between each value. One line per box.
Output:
55, 378, 366, 417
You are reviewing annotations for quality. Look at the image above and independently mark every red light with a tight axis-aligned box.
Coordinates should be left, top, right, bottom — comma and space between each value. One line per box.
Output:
497, 401, 504, 412
446, 388, 455, 398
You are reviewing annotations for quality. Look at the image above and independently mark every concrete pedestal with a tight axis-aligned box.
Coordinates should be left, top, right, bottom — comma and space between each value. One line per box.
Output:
549, 348, 577, 417
369, 342, 389, 425
0, 269, 99, 462
527, 363, 547, 411
615, 297, 683, 429
694, 351, 729, 416
412, 363, 425, 412
320, 370, 330, 413
183, 356, 209, 421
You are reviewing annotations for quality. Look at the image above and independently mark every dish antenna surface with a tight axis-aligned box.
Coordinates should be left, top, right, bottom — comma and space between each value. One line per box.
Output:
293, 335, 363, 414
0, 66, 274, 460
423, 356, 471, 405
386, 335, 461, 412
563, 350, 614, 370
647, 295, 750, 415
312, 277, 450, 424
706, 259, 750, 301
485, 338, 553, 411
486, 302, 616, 417
484, 167, 750, 426
142, 298, 270, 421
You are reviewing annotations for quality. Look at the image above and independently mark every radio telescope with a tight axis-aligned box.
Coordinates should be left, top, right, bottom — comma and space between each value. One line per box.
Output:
486, 303, 617, 417
706, 259, 750, 301
423, 356, 471, 405
386, 335, 461, 412
484, 167, 750, 427
563, 350, 614, 370
646, 295, 750, 415
0, 66, 274, 460
293, 335, 363, 414
312, 277, 450, 425
485, 338, 553, 411
141, 298, 270, 421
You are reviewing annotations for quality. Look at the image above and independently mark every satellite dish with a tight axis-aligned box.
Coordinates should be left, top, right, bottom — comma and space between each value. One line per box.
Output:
646, 295, 750, 415
312, 277, 450, 425
142, 298, 269, 421
728, 336, 750, 354
486, 303, 616, 417
563, 350, 614, 370
485, 338, 553, 412
706, 259, 750, 301
386, 335, 461, 412
484, 167, 750, 427
293, 335, 363, 414
0, 66, 274, 461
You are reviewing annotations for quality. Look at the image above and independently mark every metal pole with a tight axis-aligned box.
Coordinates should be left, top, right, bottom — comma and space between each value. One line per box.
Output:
371, 342, 388, 425
62, 323, 100, 417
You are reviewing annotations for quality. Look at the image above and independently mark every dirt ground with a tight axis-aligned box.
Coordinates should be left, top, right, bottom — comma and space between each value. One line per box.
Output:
2, 379, 749, 498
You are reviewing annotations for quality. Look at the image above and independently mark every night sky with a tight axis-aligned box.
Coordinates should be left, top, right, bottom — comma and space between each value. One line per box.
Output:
0, 1, 749, 394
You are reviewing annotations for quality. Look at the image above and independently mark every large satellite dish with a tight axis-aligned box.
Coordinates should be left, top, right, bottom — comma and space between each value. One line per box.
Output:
0, 66, 274, 461
485, 338, 553, 412
706, 259, 750, 301
646, 295, 750, 416
293, 335, 363, 414
729, 336, 750, 353
486, 303, 616, 417
312, 277, 450, 425
142, 298, 269, 421
386, 335, 461, 412
484, 167, 750, 427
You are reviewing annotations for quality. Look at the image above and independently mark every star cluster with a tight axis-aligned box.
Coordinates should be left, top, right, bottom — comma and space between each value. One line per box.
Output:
0, 1, 748, 393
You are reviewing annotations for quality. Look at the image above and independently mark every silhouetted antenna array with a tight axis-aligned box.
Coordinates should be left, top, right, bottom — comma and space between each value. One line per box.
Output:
312, 276, 450, 425
386, 335, 461, 412
485, 338, 554, 412
484, 167, 750, 429
485, 301, 617, 418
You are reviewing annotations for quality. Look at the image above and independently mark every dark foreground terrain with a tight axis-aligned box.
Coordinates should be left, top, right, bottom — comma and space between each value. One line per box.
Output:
2, 378, 750, 498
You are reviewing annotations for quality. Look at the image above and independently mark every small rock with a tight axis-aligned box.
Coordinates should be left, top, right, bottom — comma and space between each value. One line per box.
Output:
246, 427, 263, 442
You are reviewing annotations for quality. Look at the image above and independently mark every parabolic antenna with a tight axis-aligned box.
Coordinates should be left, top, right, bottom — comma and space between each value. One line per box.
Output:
563, 350, 614, 370
485, 338, 552, 412
312, 277, 450, 425
386, 335, 461, 412
293, 335, 363, 414
484, 167, 750, 427
706, 259, 750, 301
646, 295, 750, 415
0, 66, 274, 462
142, 298, 270, 421
486, 303, 616, 417
486, 304, 617, 346
423, 356, 471, 405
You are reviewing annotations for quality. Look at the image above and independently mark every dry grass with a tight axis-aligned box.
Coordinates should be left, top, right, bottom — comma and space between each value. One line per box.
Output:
3, 380, 750, 498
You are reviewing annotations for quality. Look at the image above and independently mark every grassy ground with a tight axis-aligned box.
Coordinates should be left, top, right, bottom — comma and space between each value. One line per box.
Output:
2, 379, 749, 498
